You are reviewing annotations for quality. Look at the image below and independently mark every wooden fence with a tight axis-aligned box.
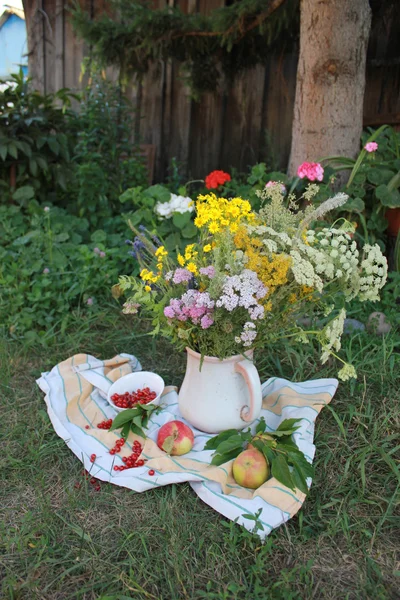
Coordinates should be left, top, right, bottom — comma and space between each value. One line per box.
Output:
23, 0, 400, 182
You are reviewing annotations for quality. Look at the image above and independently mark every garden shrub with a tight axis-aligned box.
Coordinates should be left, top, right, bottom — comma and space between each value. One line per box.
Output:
0, 71, 147, 227
0, 70, 76, 207
0, 203, 136, 340
71, 74, 148, 223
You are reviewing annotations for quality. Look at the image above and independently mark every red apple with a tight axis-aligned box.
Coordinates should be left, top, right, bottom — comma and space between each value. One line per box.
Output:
157, 420, 194, 456
232, 448, 269, 489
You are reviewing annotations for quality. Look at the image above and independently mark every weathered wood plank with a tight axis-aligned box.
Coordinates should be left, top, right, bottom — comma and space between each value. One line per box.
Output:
54, 0, 65, 91
187, 0, 225, 179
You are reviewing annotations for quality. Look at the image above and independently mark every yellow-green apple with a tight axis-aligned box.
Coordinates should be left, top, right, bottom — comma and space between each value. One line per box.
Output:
157, 420, 194, 456
232, 448, 269, 489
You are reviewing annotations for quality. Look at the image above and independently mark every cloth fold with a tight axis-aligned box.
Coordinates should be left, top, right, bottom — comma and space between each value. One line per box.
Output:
36, 352, 338, 538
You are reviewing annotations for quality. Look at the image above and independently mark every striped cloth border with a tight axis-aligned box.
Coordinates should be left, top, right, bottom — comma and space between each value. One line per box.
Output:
36, 353, 338, 538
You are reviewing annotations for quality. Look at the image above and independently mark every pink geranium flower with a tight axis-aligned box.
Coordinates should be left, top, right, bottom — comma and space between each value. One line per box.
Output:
364, 142, 378, 153
297, 162, 324, 182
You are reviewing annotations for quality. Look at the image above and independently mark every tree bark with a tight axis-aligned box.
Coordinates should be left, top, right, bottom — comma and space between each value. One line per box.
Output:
288, 0, 371, 177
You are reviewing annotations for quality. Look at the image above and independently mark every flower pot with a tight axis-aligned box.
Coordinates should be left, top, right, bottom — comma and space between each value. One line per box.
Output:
178, 347, 263, 433
385, 208, 400, 237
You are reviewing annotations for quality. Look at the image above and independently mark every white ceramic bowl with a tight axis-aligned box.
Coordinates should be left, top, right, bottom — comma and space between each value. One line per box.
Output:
107, 371, 165, 413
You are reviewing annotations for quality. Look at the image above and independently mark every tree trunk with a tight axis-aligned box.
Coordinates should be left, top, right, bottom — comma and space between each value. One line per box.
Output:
288, 0, 371, 177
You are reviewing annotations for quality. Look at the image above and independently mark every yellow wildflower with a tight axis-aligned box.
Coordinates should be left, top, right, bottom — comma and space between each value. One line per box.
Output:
194, 193, 255, 234
186, 262, 198, 274
177, 253, 185, 266
234, 227, 291, 295
203, 244, 212, 253
144, 285, 151, 292
155, 246, 168, 258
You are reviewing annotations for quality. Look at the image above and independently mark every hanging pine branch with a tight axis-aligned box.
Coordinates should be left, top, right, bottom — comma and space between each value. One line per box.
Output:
71, 0, 299, 96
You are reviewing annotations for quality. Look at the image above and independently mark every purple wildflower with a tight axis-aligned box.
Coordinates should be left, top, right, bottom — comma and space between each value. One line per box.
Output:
200, 314, 214, 329
43, 267, 50, 274
173, 268, 193, 284
216, 270, 267, 318
87, 298, 94, 306
199, 266, 215, 278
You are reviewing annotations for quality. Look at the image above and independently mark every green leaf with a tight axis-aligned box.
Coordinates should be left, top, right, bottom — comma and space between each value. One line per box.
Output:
204, 429, 239, 451
144, 184, 170, 203
121, 422, 131, 440
291, 463, 309, 495
54, 232, 69, 243
91, 230, 107, 243
12, 186, 35, 202
172, 211, 191, 229
47, 136, 60, 155
29, 159, 38, 176
271, 454, 296, 491
181, 222, 197, 239
0, 144, 7, 161
276, 418, 302, 432
36, 156, 48, 171
132, 415, 143, 429
109, 409, 138, 430
367, 168, 395, 186
130, 423, 145, 437
210, 448, 242, 466
376, 184, 400, 208
341, 197, 365, 213
261, 445, 275, 464
256, 418, 266, 434
8, 143, 18, 159
214, 434, 245, 455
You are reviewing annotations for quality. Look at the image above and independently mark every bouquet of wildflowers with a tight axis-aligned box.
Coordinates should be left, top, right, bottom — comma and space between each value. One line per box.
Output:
119, 184, 387, 381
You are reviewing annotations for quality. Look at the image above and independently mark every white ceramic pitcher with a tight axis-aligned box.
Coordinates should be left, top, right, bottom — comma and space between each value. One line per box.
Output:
178, 347, 263, 433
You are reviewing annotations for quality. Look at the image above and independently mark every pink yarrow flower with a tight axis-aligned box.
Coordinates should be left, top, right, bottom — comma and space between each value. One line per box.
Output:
364, 142, 378, 153
297, 162, 324, 182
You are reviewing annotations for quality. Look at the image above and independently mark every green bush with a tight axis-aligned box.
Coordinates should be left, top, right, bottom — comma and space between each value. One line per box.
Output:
0, 203, 135, 340
71, 75, 148, 223
0, 70, 76, 206
0, 71, 147, 224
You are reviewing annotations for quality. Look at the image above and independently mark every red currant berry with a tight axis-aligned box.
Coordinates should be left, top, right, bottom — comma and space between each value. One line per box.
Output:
148, 470, 155, 476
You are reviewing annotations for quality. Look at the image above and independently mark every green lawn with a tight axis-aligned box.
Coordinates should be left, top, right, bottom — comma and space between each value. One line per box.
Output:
0, 311, 399, 599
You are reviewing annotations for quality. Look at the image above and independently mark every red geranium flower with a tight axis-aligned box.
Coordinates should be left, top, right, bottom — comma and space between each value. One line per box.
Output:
205, 170, 231, 190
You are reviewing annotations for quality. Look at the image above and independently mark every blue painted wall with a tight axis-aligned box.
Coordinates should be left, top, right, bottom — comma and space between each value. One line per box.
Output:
0, 13, 28, 80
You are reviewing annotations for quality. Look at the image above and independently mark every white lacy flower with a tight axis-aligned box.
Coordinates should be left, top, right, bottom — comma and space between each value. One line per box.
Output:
358, 244, 388, 301
338, 363, 357, 381
320, 308, 346, 363
290, 250, 323, 291
155, 194, 194, 219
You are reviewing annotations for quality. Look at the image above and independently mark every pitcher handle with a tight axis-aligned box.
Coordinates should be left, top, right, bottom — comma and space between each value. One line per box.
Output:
235, 359, 263, 422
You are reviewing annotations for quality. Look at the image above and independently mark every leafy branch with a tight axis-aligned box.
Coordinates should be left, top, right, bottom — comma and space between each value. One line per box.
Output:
110, 403, 163, 439
70, 0, 299, 96
204, 418, 313, 494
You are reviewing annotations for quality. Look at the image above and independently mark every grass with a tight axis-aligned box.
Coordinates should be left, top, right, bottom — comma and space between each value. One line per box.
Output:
0, 310, 399, 599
